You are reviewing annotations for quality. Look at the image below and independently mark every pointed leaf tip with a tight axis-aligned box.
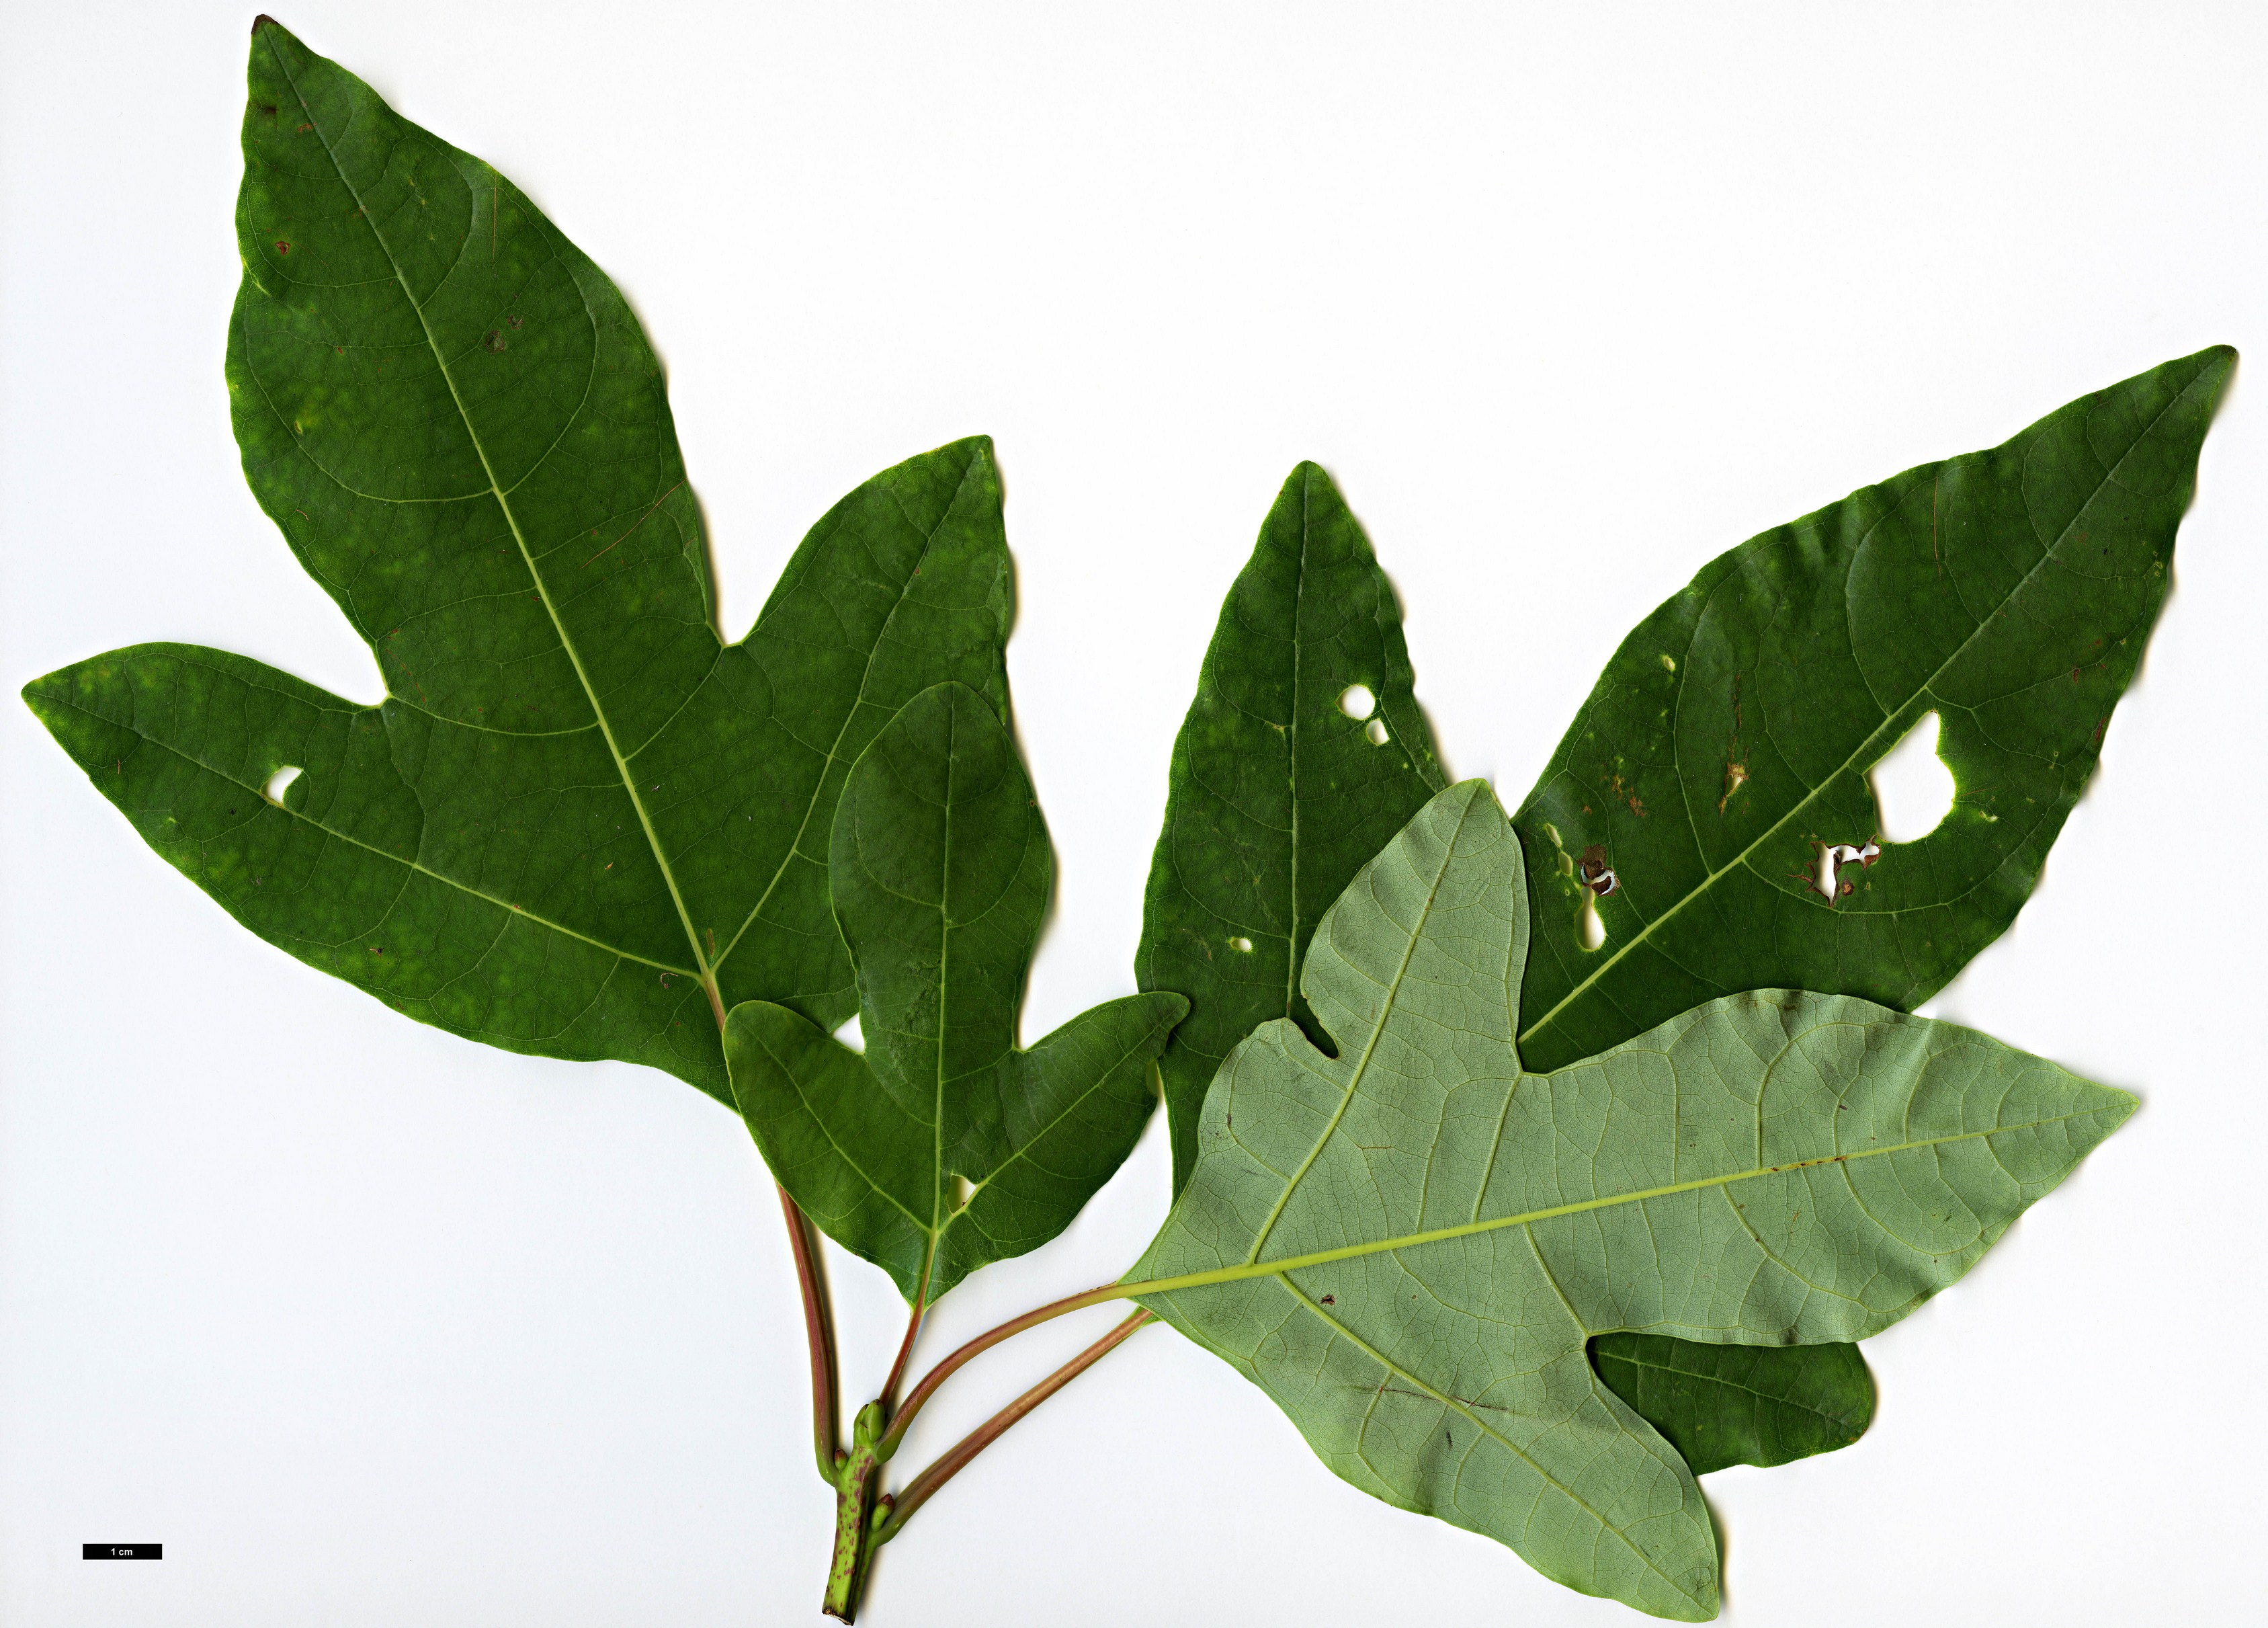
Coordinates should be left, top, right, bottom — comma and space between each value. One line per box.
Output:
1140, 782, 2132, 1618
36, 53, 1020, 1102
1136, 463, 1446, 1189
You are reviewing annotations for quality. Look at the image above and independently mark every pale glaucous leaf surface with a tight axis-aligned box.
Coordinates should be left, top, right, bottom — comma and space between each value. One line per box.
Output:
1137, 462, 1444, 1194
1528, 348, 2228, 1466
22, 22, 1013, 1102
1128, 459, 1887, 1474
1132, 780, 2132, 1620
730, 684, 1185, 1303
1128, 461, 1873, 1473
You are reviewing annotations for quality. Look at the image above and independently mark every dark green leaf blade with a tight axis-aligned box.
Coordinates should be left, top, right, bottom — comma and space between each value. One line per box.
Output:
23, 22, 1013, 1102
938, 996, 1186, 1290
728, 1003, 935, 1288
1134, 782, 2133, 1620
22, 643, 722, 1078
730, 684, 1183, 1302
1589, 1334, 1875, 1475
1515, 348, 2228, 1467
1136, 462, 1443, 1192
1516, 347, 2231, 1071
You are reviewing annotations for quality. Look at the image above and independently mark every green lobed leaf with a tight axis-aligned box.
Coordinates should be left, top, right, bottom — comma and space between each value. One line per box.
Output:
730, 683, 1186, 1304
1519, 348, 2228, 1467
21, 22, 1015, 1102
1587, 1334, 1874, 1476
1132, 780, 2131, 1620
1515, 346, 2229, 1063
1137, 463, 1445, 1194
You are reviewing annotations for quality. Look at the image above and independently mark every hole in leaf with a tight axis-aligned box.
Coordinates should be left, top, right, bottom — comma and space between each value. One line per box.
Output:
950, 1174, 974, 1212
1579, 891, 1606, 951
1365, 719, 1390, 746
263, 765, 302, 805
1229, 936, 1254, 952
832, 1014, 865, 1053
1338, 684, 1377, 720
1806, 838, 1882, 901
1870, 710, 1955, 842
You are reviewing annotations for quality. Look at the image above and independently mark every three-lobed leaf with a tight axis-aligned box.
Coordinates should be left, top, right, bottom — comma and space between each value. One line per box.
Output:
1136, 462, 1445, 1193
1127, 459, 1865, 1473
22, 22, 1015, 1102
1132, 780, 2132, 1620
1523, 348, 2229, 1465
730, 683, 1185, 1303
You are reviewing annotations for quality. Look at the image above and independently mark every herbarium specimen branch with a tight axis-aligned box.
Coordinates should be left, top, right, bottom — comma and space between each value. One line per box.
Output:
21, 17, 2225, 1623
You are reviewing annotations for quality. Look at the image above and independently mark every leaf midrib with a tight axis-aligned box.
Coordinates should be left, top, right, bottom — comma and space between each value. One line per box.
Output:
1284, 475, 1308, 1030
917, 701, 961, 1309
1515, 375, 2200, 1053
267, 36, 722, 1024
1130, 1103, 2122, 1303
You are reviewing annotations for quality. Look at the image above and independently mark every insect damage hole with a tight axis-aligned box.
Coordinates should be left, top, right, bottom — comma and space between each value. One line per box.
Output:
832, 1014, 865, 1053
1808, 838, 1881, 901
1229, 936, 1254, 952
1337, 684, 1377, 720
950, 1174, 974, 1212
1576, 844, 1615, 949
262, 765, 302, 805
1578, 892, 1607, 951
1365, 719, 1390, 746
1869, 709, 1956, 842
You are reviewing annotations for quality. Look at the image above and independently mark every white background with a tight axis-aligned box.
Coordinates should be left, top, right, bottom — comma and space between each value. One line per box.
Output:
3, 3, 2263, 1623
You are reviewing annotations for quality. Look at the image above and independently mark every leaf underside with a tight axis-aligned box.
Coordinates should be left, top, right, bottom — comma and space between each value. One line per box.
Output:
22, 22, 1014, 1103
1134, 781, 2131, 1620
1126, 460, 1877, 1475
1516, 347, 2228, 1463
730, 684, 1185, 1303
1136, 462, 1445, 1194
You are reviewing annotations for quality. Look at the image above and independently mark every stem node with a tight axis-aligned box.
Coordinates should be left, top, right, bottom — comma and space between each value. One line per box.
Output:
821, 1401, 888, 1623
